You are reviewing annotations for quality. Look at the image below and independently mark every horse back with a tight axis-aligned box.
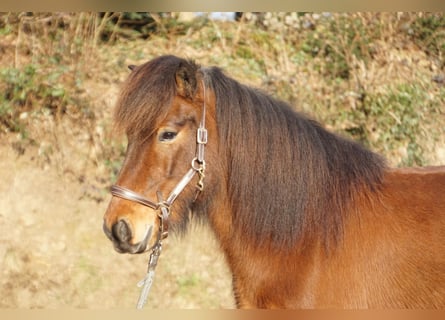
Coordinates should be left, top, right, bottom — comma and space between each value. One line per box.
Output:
335, 165, 445, 308
381, 165, 445, 230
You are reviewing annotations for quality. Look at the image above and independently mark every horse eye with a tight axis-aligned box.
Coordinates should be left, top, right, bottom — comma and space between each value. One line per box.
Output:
159, 131, 177, 142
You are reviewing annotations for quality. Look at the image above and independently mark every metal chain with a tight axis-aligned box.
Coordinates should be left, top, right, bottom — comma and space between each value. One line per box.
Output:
136, 242, 162, 309
196, 162, 206, 191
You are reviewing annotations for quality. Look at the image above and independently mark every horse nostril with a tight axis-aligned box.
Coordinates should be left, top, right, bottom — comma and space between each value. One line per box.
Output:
111, 219, 132, 243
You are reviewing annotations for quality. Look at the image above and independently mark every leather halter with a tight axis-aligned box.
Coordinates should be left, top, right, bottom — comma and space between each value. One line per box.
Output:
110, 81, 208, 242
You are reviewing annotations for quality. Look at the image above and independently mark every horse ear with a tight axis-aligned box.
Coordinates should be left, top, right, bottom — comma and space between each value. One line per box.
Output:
175, 62, 197, 99
128, 65, 137, 71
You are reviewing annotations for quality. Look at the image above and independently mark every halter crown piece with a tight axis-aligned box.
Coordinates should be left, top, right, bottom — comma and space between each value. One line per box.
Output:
110, 79, 208, 309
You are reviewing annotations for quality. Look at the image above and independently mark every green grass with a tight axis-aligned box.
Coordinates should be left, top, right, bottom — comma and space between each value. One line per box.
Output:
177, 273, 201, 294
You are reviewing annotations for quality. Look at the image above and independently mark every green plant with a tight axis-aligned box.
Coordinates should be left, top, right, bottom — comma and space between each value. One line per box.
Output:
341, 83, 441, 166
301, 14, 378, 80
0, 63, 75, 134
176, 273, 201, 296
0, 13, 107, 137
409, 13, 445, 66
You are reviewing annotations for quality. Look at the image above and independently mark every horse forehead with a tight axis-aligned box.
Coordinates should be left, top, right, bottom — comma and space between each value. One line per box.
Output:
162, 96, 200, 121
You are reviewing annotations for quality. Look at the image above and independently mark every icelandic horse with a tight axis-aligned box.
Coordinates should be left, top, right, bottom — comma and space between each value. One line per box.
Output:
103, 55, 445, 308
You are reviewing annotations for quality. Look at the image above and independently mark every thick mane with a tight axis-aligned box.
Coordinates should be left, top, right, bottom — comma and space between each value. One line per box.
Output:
205, 66, 386, 250
115, 55, 386, 251
114, 55, 199, 138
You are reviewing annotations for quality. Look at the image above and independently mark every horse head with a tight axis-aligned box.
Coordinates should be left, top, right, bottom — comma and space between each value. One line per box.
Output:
103, 56, 218, 254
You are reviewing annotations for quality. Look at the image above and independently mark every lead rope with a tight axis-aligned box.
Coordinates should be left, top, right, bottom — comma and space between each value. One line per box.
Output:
136, 191, 169, 309
136, 167, 205, 309
136, 242, 162, 309
134, 79, 207, 309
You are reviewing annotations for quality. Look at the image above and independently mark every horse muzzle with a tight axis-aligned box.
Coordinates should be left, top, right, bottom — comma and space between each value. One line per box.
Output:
103, 219, 153, 254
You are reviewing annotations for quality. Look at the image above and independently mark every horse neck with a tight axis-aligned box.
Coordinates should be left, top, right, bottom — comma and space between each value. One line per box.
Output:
205, 71, 385, 252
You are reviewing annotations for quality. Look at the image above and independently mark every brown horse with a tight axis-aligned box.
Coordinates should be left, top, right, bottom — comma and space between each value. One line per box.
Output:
103, 55, 445, 308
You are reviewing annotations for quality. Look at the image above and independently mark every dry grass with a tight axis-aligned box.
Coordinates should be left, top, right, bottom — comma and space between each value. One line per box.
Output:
2, 12, 444, 169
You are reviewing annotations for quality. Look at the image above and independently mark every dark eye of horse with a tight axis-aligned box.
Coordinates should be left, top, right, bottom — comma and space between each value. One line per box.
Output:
159, 131, 177, 142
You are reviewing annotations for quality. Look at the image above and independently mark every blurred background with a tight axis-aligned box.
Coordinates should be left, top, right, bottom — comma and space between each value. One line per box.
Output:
0, 12, 444, 308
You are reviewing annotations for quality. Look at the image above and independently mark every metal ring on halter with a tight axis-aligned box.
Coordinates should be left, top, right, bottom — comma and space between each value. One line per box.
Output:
157, 200, 170, 209
191, 157, 205, 171
156, 203, 170, 218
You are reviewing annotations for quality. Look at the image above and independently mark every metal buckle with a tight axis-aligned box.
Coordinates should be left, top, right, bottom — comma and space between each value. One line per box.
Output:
197, 127, 208, 144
